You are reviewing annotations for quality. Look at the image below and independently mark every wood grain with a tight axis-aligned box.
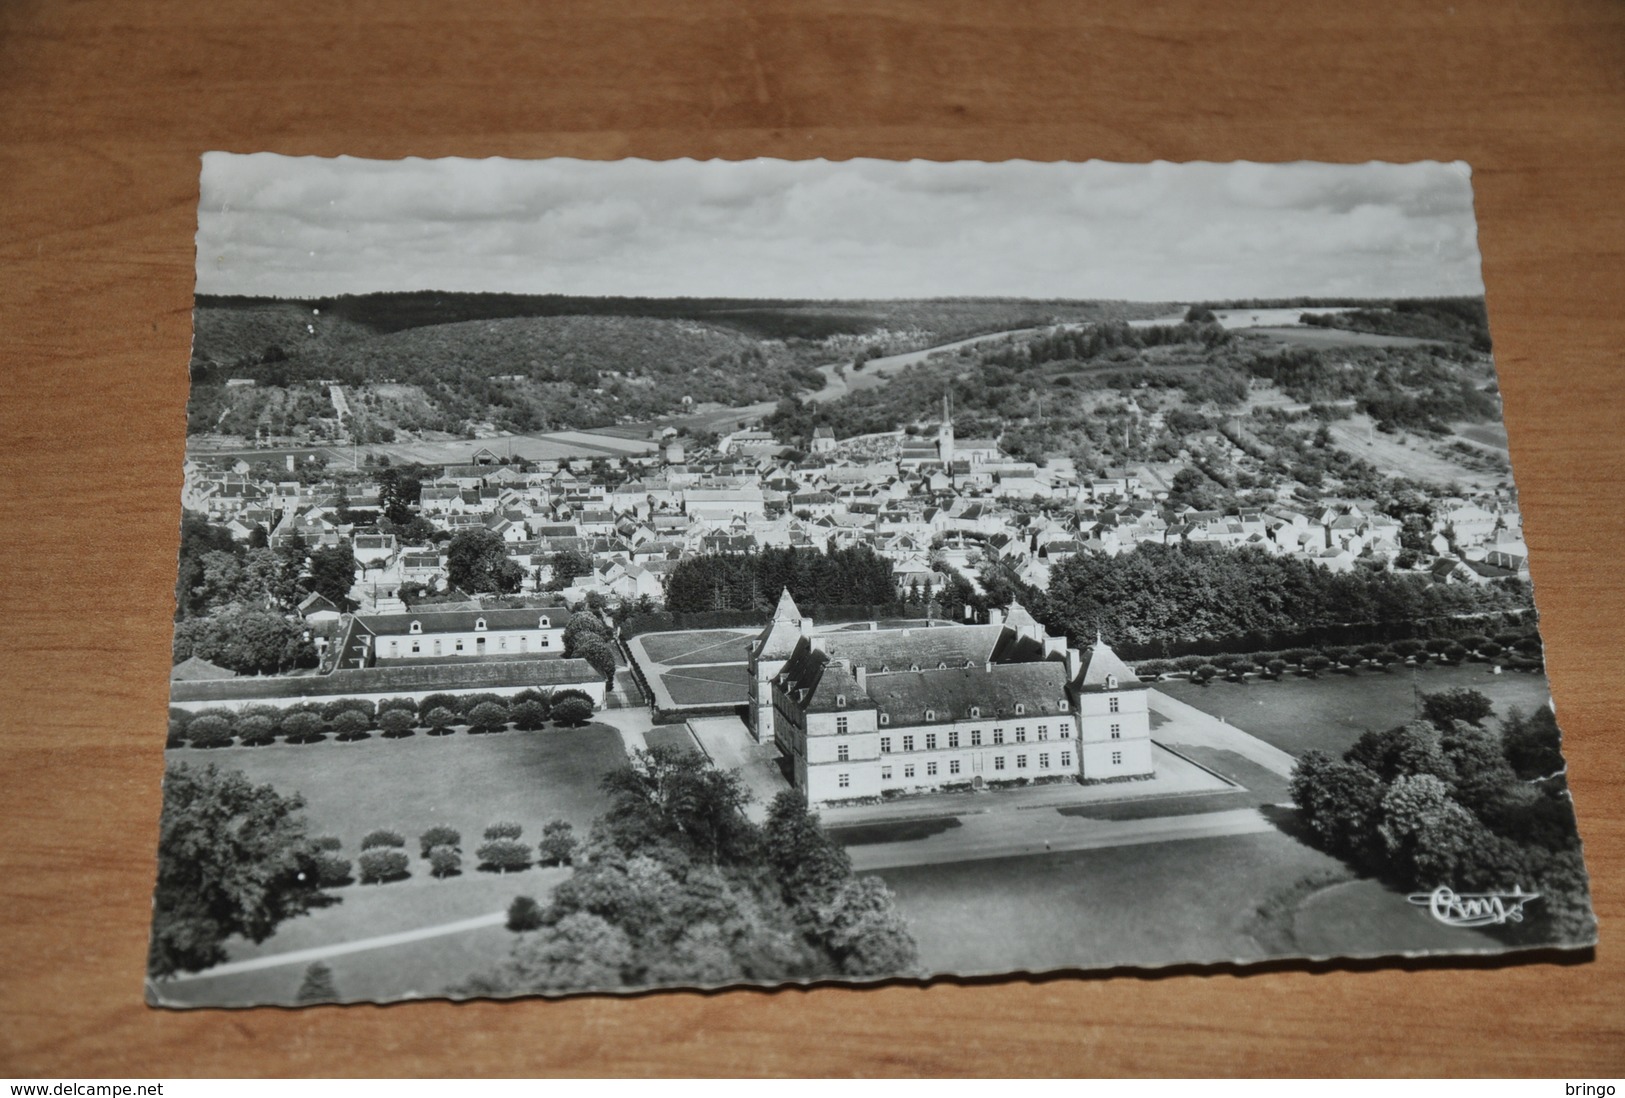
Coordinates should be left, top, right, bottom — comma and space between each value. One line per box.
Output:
2, 0, 1621, 1077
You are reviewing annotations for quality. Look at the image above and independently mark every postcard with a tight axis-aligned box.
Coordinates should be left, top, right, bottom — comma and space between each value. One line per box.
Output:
150, 155, 1594, 1006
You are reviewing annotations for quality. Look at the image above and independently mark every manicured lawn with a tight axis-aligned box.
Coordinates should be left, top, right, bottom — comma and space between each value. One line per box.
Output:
660, 664, 751, 706
155, 867, 569, 1006
874, 827, 1470, 976
165, 722, 629, 856
1157, 664, 1554, 759
644, 724, 703, 756
635, 629, 756, 666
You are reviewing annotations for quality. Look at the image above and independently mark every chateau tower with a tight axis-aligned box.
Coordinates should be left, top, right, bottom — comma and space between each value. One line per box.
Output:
747, 588, 810, 744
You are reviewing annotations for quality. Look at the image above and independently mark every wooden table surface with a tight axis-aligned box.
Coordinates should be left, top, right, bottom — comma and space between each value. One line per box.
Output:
3, 0, 1622, 1078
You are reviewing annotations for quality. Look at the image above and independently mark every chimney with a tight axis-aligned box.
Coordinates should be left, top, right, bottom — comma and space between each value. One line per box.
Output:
855, 664, 867, 691
810, 636, 826, 653
799, 618, 813, 638
988, 607, 1004, 627
1066, 646, 1083, 680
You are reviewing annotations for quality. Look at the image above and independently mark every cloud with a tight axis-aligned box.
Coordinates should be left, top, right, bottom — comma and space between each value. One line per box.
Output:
197, 155, 1484, 300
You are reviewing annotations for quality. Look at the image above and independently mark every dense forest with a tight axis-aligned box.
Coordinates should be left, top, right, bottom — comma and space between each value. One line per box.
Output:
1009, 542, 1534, 657
662, 545, 900, 614
1299, 297, 1493, 351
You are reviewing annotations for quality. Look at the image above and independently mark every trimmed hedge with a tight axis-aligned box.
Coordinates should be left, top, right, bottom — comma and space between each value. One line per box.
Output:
357, 848, 409, 884
427, 846, 461, 878
315, 852, 353, 887
419, 826, 461, 858
483, 822, 523, 841
360, 829, 406, 851
186, 715, 234, 749
379, 709, 417, 738
476, 838, 531, 873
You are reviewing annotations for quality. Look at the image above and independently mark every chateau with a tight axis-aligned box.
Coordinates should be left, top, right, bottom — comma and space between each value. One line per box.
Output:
747, 590, 1154, 806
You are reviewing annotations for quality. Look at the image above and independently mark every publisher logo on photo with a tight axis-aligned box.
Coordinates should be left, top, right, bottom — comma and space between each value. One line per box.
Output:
1407, 885, 1540, 927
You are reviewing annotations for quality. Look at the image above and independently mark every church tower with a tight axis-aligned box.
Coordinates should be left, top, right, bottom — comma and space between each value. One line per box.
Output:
937, 391, 955, 468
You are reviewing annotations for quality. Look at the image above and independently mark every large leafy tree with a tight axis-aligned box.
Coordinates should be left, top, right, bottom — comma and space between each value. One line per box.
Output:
446, 529, 523, 593
304, 542, 359, 608
171, 606, 316, 674
150, 764, 329, 978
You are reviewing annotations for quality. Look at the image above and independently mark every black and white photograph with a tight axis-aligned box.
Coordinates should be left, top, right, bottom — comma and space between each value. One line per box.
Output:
151, 154, 1596, 1008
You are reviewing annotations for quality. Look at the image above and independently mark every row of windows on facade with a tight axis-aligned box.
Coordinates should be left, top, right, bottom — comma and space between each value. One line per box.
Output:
403, 616, 551, 635
829, 695, 1120, 728
388, 635, 550, 656
832, 717, 1124, 749
830, 696, 1084, 720
832, 750, 1125, 788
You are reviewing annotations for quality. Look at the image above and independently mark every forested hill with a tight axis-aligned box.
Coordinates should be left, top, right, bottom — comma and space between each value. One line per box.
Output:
190, 293, 1165, 371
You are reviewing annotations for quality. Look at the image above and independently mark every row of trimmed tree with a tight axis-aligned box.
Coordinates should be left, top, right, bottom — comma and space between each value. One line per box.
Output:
167, 688, 596, 748
1134, 631, 1545, 683
306, 821, 582, 888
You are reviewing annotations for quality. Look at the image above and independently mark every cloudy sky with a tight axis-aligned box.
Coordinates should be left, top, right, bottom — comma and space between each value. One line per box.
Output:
196, 155, 1484, 301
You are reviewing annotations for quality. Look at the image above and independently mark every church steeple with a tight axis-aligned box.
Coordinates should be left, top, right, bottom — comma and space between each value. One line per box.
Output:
937, 390, 955, 467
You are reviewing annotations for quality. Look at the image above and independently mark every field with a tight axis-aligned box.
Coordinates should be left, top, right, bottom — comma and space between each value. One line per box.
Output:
1326, 413, 1508, 490
164, 722, 630, 851
1245, 326, 1443, 349
874, 827, 1486, 975
1156, 664, 1554, 760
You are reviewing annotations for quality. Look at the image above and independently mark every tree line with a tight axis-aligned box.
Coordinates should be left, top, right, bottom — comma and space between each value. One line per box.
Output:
1007, 542, 1535, 658
663, 544, 900, 614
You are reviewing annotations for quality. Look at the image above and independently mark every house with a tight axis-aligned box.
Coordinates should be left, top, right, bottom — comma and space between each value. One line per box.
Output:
341, 607, 576, 665
297, 591, 343, 624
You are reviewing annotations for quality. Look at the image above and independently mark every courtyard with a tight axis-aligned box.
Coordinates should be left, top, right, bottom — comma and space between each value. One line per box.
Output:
626, 627, 757, 711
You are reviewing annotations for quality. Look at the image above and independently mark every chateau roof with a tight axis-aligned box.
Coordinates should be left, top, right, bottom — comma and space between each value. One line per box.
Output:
1078, 637, 1141, 691
865, 661, 1073, 725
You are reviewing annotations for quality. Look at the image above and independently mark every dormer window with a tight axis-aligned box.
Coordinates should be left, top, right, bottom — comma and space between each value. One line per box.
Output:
474, 618, 487, 632
970, 706, 981, 718
910, 663, 920, 672
925, 709, 936, 721
1015, 704, 1026, 715
538, 615, 550, 628
937, 661, 947, 670
879, 713, 890, 726
836, 694, 847, 708
1106, 674, 1118, 690
1059, 699, 1070, 711
409, 621, 422, 635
